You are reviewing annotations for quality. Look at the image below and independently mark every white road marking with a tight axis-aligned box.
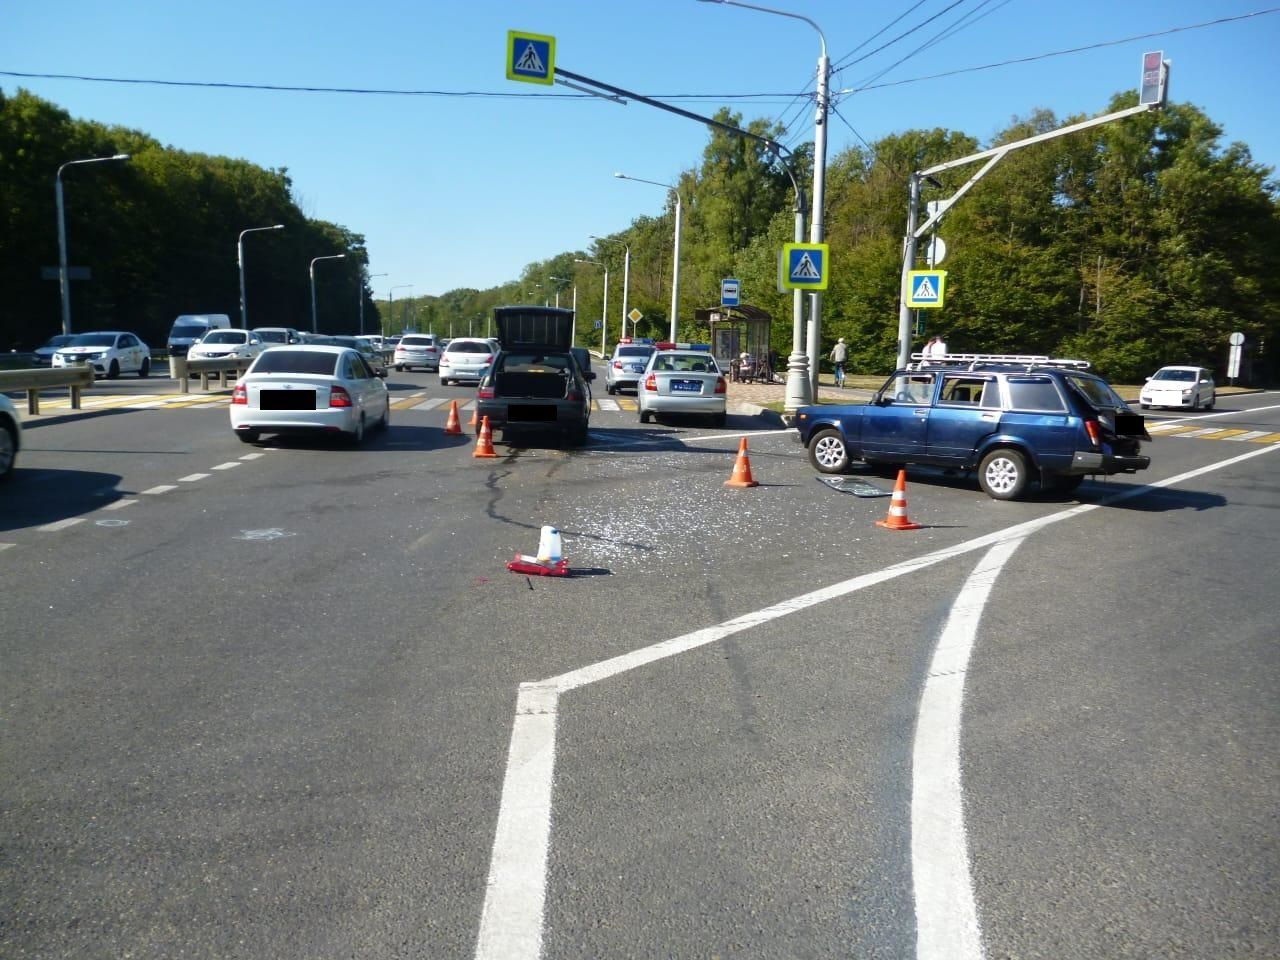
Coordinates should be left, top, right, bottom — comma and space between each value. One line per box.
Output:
475, 441, 1280, 960
177, 473, 210, 482
595, 398, 621, 411
1174, 427, 1224, 438
101, 499, 137, 510
37, 517, 85, 532
140, 485, 177, 495
1146, 399, 1280, 428
239, 452, 264, 460
912, 538, 1023, 960
676, 427, 795, 444
211, 461, 240, 470
1226, 430, 1271, 442
0, 542, 14, 552
411, 398, 446, 411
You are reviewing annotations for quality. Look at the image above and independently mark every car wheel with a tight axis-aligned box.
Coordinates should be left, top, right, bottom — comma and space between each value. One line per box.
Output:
395, 364, 403, 372
440, 378, 449, 387
236, 430, 259, 444
378, 402, 391, 432
107, 359, 120, 379
139, 357, 151, 378
1140, 403, 1149, 410
569, 423, 589, 446
0, 423, 16, 480
348, 415, 366, 446
711, 412, 727, 428
979, 448, 1029, 500
606, 383, 616, 395
808, 428, 850, 474
638, 408, 653, 424
1204, 393, 1215, 410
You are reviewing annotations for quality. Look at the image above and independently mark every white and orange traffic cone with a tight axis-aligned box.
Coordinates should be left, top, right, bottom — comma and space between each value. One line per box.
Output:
444, 399, 462, 435
724, 437, 759, 488
468, 404, 478, 429
876, 469, 922, 530
473, 415, 497, 458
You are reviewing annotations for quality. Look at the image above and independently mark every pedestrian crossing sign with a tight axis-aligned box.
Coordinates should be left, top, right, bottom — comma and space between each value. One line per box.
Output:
906, 269, 947, 308
507, 30, 556, 85
779, 243, 830, 291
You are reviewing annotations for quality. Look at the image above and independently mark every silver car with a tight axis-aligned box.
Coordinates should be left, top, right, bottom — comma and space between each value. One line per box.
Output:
637, 349, 728, 427
439, 337, 495, 386
605, 343, 656, 394
393, 334, 441, 371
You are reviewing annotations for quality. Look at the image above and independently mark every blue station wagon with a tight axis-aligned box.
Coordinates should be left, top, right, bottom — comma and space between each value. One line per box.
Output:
795, 356, 1152, 500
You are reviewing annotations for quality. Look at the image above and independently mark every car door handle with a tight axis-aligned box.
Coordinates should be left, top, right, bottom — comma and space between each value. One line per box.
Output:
981, 413, 999, 421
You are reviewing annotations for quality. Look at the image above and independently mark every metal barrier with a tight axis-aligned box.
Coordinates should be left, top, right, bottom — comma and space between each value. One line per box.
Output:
176, 357, 255, 393
0, 367, 95, 414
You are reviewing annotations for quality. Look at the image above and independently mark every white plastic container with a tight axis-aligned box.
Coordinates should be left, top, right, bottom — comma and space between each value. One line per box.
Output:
536, 525, 563, 563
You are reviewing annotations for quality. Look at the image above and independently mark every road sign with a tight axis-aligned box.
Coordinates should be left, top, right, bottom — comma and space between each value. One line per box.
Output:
1229, 331, 1245, 346
779, 243, 830, 291
507, 30, 555, 85
1140, 50, 1166, 106
628, 308, 642, 324
926, 236, 947, 267
906, 270, 947, 308
593, 320, 602, 330
720, 278, 740, 307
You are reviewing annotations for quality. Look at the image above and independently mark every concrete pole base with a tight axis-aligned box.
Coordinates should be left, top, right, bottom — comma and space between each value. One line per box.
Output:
783, 351, 813, 420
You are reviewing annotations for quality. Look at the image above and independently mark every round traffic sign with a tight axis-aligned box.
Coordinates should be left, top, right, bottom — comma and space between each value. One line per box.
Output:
926, 236, 947, 267
1229, 331, 1245, 346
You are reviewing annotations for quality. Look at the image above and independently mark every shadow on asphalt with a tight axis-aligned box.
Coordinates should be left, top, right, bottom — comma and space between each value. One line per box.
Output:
0, 468, 125, 532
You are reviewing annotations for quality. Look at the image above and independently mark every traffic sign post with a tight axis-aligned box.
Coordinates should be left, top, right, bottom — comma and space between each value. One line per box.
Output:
506, 30, 556, 85
778, 243, 829, 291
720, 278, 740, 307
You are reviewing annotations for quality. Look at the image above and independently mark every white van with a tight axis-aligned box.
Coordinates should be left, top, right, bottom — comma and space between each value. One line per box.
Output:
167, 314, 231, 356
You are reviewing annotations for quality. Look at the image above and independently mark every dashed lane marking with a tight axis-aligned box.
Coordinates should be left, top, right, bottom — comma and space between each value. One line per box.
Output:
0, 543, 14, 552
177, 473, 210, 482
239, 452, 264, 460
101, 499, 137, 510
211, 462, 240, 470
37, 517, 86, 532
140, 485, 177, 495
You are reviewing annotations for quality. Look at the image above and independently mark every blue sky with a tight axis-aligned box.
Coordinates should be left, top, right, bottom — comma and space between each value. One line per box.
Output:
4, 1, 1277, 299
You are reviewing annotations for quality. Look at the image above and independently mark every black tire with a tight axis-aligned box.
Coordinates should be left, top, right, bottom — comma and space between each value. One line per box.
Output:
378, 403, 390, 432
711, 412, 727, 428
638, 408, 653, 424
1140, 403, 1149, 410
348, 415, 366, 447
978, 448, 1029, 500
139, 357, 151, 378
0, 422, 16, 481
606, 383, 616, 395
1204, 393, 1215, 410
236, 430, 259, 444
440, 378, 449, 387
107, 359, 120, 379
808, 428, 850, 474
569, 423, 589, 446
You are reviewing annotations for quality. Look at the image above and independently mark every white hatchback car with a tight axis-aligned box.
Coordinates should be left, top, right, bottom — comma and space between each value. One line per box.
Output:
0, 393, 21, 481
51, 331, 151, 378
637, 349, 728, 427
393, 334, 441, 371
189, 329, 267, 362
1139, 365, 1216, 411
439, 337, 495, 386
230, 345, 390, 445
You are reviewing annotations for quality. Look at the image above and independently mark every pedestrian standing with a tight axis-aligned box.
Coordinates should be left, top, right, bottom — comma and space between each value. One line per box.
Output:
829, 337, 848, 388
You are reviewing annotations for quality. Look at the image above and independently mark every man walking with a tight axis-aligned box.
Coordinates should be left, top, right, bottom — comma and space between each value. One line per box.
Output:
829, 337, 848, 388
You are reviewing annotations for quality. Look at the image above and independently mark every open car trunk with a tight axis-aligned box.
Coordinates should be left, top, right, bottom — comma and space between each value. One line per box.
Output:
493, 305, 574, 350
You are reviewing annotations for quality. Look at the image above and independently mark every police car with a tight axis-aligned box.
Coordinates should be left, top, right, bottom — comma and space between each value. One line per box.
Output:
605, 337, 657, 394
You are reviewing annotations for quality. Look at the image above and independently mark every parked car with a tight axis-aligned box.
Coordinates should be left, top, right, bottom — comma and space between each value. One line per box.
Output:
188, 329, 267, 362
637, 348, 727, 427
393, 334, 442, 371
605, 340, 657, 394
0, 393, 21, 481
307, 336, 387, 376
51, 331, 151, 378
795, 355, 1152, 500
475, 306, 593, 445
1139, 365, 1216, 411
230, 345, 389, 445
31, 334, 76, 367
439, 337, 496, 386
251, 326, 303, 346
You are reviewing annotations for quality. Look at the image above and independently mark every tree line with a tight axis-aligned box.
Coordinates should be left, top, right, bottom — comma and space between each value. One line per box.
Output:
4, 87, 1277, 383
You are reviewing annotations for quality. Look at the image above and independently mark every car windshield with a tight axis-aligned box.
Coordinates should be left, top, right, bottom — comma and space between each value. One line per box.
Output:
449, 341, 491, 354
202, 331, 245, 344
251, 350, 340, 376
1152, 369, 1195, 382
67, 334, 117, 347
170, 324, 208, 338
254, 330, 289, 343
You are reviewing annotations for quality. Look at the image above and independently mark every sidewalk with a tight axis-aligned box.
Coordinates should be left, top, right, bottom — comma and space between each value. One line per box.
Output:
726, 377, 870, 424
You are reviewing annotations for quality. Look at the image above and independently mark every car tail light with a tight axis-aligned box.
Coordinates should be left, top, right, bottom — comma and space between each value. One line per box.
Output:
477, 385, 495, 399
1084, 419, 1101, 447
329, 385, 353, 408
231, 383, 247, 404
613, 360, 623, 369
645, 373, 657, 391
714, 376, 727, 394
567, 389, 583, 402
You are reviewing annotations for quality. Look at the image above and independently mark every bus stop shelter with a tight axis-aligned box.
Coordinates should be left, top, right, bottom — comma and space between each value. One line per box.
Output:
697, 305, 775, 383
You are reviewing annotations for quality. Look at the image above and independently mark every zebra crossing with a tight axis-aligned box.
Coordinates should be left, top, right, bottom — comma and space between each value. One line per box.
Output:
1145, 421, 1280, 444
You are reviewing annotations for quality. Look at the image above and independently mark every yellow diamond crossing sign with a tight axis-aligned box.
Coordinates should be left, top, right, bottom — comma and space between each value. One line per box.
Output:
507, 30, 556, 85
906, 269, 947, 308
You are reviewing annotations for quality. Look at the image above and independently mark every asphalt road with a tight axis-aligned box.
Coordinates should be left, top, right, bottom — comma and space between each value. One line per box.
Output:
2, 373, 1277, 960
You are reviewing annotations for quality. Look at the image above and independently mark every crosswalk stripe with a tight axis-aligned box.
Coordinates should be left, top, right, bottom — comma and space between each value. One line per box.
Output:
410, 398, 446, 411
1145, 421, 1183, 432
1225, 430, 1272, 442
1200, 429, 1249, 440
1175, 428, 1229, 438
596, 398, 620, 412
1250, 432, 1280, 444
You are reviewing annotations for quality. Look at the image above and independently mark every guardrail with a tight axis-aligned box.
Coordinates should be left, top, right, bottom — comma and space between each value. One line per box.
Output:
169, 356, 255, 392
0, 367, 96, 414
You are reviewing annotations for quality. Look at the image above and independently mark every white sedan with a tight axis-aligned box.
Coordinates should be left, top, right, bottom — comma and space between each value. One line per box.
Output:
637, 349, 728, 427
188, 329, 267, 362
230, 345, 389, 445
1139, 365, 1216, 411
51, 331, 151, 378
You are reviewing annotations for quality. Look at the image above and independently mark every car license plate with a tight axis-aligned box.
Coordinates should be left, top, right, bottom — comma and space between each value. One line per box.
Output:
671, 380, 701, 393
260, 389, 316, 410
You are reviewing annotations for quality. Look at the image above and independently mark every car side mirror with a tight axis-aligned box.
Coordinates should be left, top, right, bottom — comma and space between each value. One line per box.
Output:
377, 369, 388, 378
585, 371, 596, 381
1145, 376, 1152, 381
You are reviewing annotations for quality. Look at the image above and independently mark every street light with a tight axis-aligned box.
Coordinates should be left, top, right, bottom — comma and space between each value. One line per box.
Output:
574, 259, 608, 355
238, 224, 284, 329
388, 284, 413, 336
549, 276, 577, 343
615, 172, 681, 343
589, 236, 631, 339
698, 0, 830, 400
55, 153, 130, 336
361, 271, 387, 336
309, 254, 347, 333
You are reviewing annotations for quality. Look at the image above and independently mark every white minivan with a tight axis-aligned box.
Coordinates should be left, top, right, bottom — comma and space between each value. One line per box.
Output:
167, 314, 231, 357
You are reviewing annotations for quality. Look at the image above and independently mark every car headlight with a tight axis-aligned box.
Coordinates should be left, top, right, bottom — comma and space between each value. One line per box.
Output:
1181, 388, 1192, 398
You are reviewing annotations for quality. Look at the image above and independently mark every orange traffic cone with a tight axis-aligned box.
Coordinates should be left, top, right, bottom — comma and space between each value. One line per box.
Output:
473, 415, 498, 458
876, 469, 922, 530
468, 404, 478, 428
724, 437, 759, 488
444, 399, 462, 435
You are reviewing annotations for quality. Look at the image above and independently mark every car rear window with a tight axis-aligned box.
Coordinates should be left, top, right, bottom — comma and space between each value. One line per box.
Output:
449, 341, 491, 353
255, 330, 288, 343
617, 346, 654, 358
252, 350, 339, 376
401, 336, 436, 347
1064, 374, 1127, 411
1005, 376, 1067, 412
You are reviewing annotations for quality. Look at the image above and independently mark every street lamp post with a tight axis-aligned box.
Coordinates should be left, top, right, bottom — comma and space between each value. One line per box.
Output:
360, 272, 387, 336
699, 0, 829, 400
589, 236, 631, 339
549, 276, 572, 310
574, 259, 608, 355
55, 153, 130, 336
615, 173, 681, 343
309, 254, 347, 333
388, 284, 413, 338
238, 224, 284, 329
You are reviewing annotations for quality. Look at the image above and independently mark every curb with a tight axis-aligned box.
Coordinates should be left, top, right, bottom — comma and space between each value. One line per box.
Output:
729, 401, 787, 428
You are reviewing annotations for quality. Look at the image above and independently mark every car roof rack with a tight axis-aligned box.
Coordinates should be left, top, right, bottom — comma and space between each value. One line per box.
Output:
908, 352, 1091, 371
